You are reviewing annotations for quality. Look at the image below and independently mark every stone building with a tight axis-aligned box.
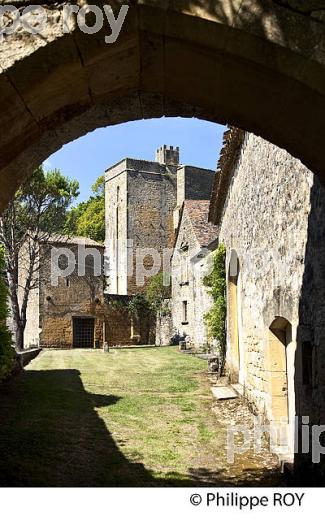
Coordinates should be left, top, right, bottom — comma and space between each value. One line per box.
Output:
18, 146, 214, 351
21, 235, 150, 349
171, 200, 218, 349
209, 127, 325, 475
105, 145, 215, 295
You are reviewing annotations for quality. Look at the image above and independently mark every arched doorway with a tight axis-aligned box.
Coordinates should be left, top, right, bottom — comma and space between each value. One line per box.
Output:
267, 317, 291, 424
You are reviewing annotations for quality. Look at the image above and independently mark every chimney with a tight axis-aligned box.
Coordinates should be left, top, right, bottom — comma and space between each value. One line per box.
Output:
155, 145, 180, 166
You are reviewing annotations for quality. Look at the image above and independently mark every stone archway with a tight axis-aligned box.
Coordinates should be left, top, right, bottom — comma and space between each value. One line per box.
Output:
1, 1, 325, 209
267, 317, 297, 459
267, 317, 291, 424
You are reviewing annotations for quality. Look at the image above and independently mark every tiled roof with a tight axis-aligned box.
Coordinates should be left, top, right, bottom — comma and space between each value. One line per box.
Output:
39, 234, 104, 247
184, 200, 218, 247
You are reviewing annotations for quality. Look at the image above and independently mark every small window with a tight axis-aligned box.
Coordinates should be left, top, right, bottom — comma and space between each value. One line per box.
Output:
302, 341, 313, 385
180, 261, 189, 285
180, 241, 189, 253
182, 301, 188, 324
66, 278, 71, 288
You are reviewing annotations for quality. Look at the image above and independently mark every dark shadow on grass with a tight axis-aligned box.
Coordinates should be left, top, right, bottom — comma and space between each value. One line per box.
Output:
0, 369, 283, 487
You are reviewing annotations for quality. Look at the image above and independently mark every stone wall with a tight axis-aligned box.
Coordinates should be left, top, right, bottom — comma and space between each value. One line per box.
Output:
171, 208, 214, 350
21, 240, 153, 349
177, 166, 215, 205
105, 163, 128, 295
218, 131, 320, 460
295, 174, 325, 480
127, 166, 177, 294
105, 157, 177, 295
38, 241, 105, 348
104, 295, 155, 346
155, 299, 174, 347
105, 153, 216, 297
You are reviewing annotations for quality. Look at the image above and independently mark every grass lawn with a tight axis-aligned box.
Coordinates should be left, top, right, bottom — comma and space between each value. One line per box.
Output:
0, 347, 281, 486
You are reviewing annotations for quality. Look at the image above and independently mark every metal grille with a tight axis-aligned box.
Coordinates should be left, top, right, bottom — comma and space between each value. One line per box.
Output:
73, 317, 95, 349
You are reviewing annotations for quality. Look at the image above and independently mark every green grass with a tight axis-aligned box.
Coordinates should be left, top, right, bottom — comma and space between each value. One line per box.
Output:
0, 347, 281, 486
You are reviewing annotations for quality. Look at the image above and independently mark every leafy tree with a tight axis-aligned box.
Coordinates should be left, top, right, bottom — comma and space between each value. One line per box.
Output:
145, 272, 171, 315
0, 246, 13, 381
64, 175, 105, 242
127, 294, 150, 318
0, 166, 79, 351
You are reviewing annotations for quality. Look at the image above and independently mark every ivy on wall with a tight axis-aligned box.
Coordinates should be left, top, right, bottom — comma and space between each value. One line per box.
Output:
127, 294, 151, 318
0, 246, 13, 382
203, 244, 227, 361
125, 274, 171, 322
145, 273, 171, 317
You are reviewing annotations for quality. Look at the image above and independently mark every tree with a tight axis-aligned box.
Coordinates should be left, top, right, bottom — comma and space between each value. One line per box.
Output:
145, 272, 171, 315
0, 166, 79, 351
64, 175, 105, 242
0, 246, 13, 381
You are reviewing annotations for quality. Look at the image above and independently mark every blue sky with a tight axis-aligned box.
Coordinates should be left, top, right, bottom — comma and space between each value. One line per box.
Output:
44, 118, 226, 203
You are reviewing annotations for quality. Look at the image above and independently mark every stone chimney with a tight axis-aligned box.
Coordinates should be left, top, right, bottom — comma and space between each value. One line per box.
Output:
155, 145, 180, 166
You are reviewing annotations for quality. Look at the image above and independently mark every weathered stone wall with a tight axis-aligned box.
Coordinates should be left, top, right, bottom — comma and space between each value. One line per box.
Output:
127, 165, 177, 294
177, 166, 215, 205
105, 157, 177, 295
155, 299, 173, 346
218, 132, 318, 457
171, 208, 213, 349
21, 240, 152, 348
174, 166, 215, 230
105, 162, 128, 295
105, 153, 217, 297
104, 307, 131, 345
38, 242, 105, 348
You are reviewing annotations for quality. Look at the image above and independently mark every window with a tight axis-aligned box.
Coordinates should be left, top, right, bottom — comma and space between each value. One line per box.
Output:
72, 317, 95, 348
182, 301, 188, 324
66, 278, 71, 287
302, 341, 313, 385
180, 241, 188, 252
180, 260, 189, 285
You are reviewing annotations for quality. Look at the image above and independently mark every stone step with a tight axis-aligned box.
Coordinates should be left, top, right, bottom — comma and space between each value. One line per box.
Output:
211, 386, 239, 400
231, 383, 244, 396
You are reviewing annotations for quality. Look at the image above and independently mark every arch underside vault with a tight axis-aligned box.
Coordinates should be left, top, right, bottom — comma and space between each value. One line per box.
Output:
0, 1, 325, 209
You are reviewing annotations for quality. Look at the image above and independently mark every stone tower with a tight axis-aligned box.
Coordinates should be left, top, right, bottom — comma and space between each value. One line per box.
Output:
105, 146, 215, 295
155, 145, 180, 166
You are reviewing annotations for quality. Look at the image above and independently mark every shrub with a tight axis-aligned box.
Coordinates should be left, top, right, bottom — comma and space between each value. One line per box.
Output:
0, 246, 13, 382
145, 273, 171, 315
203, 244, 227, 363
127, 294, 151, 318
